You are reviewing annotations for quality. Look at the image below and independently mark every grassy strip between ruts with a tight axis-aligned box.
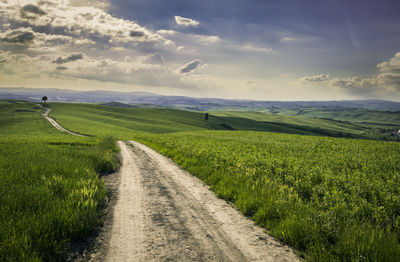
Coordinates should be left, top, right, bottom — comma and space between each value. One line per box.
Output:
135, 131, 400, 261
0, 101, 119, 261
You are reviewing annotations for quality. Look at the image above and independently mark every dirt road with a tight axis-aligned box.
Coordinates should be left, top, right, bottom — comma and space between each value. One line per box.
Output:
38, 108, 299, 261
98, 141, 299, 262
38, 104, 87, 137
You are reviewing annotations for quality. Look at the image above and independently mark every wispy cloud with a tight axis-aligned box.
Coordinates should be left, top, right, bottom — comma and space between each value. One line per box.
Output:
175, 16, 200, 27
52, 53, 84, 64
280, 36, 297, 42
299, 73, 330, 83
243, 44, 273, 53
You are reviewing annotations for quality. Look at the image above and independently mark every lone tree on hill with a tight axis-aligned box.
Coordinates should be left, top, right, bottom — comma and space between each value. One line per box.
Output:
42, 96, 48, 105
205, 113, 209, 121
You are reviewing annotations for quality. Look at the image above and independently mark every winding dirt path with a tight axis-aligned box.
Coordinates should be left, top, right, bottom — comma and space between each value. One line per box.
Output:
38, 106, 300, 261
37, 104, 87, 137
100, 141, 300, 262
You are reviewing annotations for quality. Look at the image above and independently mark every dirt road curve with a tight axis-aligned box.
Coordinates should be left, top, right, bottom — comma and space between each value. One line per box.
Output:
37, 104, 87, 137
100, 141, 299, 262
38, 108, 299, 261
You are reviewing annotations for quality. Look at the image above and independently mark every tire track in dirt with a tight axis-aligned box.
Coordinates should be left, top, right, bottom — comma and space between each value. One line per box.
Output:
99, 141, 300, 262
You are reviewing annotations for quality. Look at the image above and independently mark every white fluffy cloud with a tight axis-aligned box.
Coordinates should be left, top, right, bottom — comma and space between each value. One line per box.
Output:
0, 46, 212, 90
0, 0, 216, 90
376, 52, 400, 91
0, 0, 288, 97
0, 0, 238, 91
175, 16, 200, 27
0, 0, 174, 51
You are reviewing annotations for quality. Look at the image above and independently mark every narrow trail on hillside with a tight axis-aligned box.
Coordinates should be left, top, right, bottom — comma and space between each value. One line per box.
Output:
37, 104, 87, 137
94, 141, 299, 262
38, 107, 299, 261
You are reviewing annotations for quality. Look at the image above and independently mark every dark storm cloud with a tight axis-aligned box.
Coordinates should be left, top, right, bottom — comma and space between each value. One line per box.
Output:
1, 30, 35, 44
180, 60, 201, 73
52, 53, 83, 64
129, 30, 145, 37
20, 4, 46, 19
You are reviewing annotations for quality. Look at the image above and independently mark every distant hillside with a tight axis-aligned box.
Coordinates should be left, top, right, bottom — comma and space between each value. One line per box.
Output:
1, 87, 400, 111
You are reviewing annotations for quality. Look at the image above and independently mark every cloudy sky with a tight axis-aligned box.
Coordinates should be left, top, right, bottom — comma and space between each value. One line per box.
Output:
0, 0, 400, 101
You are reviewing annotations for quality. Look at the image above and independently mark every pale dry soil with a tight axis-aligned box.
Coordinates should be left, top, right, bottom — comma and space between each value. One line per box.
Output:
86, 141, 300, 262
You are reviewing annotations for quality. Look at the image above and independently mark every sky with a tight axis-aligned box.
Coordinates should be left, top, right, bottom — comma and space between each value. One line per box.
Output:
0, 0, 400, 101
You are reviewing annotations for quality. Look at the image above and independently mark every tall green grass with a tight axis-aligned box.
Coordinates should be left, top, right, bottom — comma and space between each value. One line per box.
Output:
136, 131, 400, 261
0, 101, 119, 261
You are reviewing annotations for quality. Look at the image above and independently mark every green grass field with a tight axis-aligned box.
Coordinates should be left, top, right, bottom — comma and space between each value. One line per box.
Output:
49, 102, 322, 137
210, 110, 367, 136
2, 100, 400, 261
0, 101, 118, 261
49, 103, 390, 139
48, 103, 228, 138
211, 109, 400, 140
135, 131, 400, 261
273, 108, 400, 129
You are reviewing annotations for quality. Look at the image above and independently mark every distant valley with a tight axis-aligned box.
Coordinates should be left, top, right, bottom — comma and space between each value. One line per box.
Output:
2, 87, 400, 111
